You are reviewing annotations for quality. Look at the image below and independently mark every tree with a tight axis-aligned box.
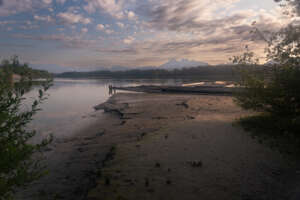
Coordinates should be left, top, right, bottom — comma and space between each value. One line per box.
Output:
233, 22, 300, 116
231, 13, 300, 142
0, 59, 52, 199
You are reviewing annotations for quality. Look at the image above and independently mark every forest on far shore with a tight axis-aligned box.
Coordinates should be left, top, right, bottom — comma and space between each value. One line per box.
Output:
0, 56, 51, 80
55, 64, 273, 81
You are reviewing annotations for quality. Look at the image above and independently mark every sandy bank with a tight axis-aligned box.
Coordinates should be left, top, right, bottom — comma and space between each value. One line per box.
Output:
88, 93, 299, 200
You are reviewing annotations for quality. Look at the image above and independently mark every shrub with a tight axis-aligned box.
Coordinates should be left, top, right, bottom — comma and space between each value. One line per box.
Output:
232, 24, 300, 120
0, 59, 52, 199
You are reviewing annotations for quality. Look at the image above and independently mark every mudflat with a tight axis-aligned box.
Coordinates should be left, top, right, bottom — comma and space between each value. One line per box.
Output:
15, 93, 299, 200
88, 93, 299, 200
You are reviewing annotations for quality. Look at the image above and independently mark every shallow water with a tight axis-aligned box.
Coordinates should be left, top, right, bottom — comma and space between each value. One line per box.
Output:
25, 78, 185, 140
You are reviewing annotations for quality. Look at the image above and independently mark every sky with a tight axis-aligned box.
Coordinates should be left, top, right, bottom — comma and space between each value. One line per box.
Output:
0, 0, 294, 72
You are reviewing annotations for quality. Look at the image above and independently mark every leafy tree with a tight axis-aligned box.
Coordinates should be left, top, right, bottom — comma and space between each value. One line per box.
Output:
0, 58, 52, 199
233, 23, 300, 118
274, 0, 300, 17
231, 12, 300, 148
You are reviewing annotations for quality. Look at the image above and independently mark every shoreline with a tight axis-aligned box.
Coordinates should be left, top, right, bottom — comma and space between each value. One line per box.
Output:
88, 93, 299, 200
15, 92, 300, 200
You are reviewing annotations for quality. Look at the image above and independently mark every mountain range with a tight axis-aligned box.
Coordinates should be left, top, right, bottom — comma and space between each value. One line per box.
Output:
160, 58, 209, 70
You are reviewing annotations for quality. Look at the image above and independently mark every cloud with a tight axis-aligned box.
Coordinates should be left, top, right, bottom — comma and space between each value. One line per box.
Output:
123, 36, 135, 44
0, 43, 34, 48
131, 0, 285, 56
0, 20, 16, 25
95, 27, 269, 65
13, 34, 97, 48
0, 0, 51, 16
34, 15, 54, 23
57, 12, 91, 24
136, 0, 250, 33
96, 24, 105, 31
56, 0, 66, 4
96, 24, 114, 34
43, 0, 52, 4
84, 0, 125, 19
97, 47, 137, 54
105, 29, 114, 34
0, 0, 293, 67
127, 11, 136, 20
116, 22, 124, 28
81, 27, 88, 34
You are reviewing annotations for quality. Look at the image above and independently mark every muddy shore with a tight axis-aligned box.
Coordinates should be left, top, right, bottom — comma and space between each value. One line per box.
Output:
15, 93, 300, 200
88, 93, 300, 200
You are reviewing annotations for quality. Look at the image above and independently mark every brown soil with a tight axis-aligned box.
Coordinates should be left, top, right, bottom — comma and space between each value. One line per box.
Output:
87, 93, 299, 200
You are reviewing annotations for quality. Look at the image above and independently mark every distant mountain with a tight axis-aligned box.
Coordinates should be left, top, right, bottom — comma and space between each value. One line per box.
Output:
160, 58, 209, 70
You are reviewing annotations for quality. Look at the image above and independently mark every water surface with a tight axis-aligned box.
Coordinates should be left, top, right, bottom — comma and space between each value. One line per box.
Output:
25, 78, 185, 140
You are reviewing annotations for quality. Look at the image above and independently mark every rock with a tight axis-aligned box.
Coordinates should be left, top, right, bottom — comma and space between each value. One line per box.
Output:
176, 102, 189, 108
166, 179, 172, 185
83, 136, 96, 141
186, 115, 195, 119
94, 102, 128, 117
188, 160, 203, 167
145, 178, 149, 187
152, 116, 167, 119
96, 129, 105, 137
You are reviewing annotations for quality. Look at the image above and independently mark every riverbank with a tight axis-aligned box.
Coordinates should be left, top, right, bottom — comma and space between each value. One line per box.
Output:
15, 92, 300, 199
88, 93, 299, 200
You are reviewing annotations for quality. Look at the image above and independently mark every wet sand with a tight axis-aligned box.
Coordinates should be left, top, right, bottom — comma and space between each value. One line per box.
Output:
15, 93, 299, 200
88, 93, 299, 200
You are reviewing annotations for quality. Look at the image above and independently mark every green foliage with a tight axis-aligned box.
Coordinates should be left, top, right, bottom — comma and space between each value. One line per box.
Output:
0, 55, 52, 79
234, 63, 300, 117
0, 58, 52, 199
232, 25, 300, 118
232, 22, 300, 151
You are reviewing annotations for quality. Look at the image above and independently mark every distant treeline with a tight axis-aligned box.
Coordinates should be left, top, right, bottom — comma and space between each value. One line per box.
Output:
56, 65, 243, 81
0, 56, 51, 79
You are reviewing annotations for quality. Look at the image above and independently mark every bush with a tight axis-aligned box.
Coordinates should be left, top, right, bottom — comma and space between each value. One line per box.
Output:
233, 24, 300, 120
0, 59, 52, 199
231, 23, 300, 154
235, 64, 300, 118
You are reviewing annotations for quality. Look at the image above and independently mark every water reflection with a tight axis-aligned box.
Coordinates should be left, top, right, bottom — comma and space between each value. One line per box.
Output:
25, 78, 186, 140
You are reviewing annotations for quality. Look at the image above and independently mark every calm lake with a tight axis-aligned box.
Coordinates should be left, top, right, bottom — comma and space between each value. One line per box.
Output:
25, 78, 185, 140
